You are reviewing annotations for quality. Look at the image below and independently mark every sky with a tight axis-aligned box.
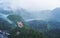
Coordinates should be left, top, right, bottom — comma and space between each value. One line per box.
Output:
19, 0, 60, 10
0, 0, 60, 11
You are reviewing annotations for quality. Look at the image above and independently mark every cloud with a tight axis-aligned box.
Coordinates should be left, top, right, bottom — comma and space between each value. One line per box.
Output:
18, 0, 60, 10
0, 0, 60, 10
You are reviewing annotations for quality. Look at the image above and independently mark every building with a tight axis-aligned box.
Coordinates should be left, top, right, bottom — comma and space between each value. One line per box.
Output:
17, 21, 24, 28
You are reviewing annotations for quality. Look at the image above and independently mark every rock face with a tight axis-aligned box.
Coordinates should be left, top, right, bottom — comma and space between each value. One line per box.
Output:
0, 30, 10, 38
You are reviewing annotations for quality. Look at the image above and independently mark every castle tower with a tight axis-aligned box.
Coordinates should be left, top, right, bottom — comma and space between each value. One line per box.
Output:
17, 21, 24, 28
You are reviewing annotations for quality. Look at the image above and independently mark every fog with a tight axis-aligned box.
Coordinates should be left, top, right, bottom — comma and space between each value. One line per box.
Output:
0, 0, 60, 11
0, 0, 60, 21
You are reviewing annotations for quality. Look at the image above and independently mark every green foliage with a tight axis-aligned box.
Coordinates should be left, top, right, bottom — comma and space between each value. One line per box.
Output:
7, 15, 48, 38
0, 19, 12, 31
9, 26, 48, 38
7, 15, 23, 22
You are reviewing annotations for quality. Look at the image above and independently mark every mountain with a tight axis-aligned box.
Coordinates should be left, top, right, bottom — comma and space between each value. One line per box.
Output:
7, 15, 23, 22
14, 8, 35, 20
26, 8, 60, 21
0, 13, 13, 23
7, 15, 47, 38
48, 29, 60, 38
26, 19, 60, 32
48, 20, 60, 30
0, 6, 60, 38
26, 19, 60, 38
52, 8, 60, 21
0, 13, 47, 38
0, 16, 16, 31
22, 7, 60, 21
0, 9, 13, 15
26, 20, 48, 32
27, 10, 53, 21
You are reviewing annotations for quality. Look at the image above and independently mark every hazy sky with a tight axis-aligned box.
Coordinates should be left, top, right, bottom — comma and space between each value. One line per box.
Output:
0, 0, 60, 10
19, 0, 60, 10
